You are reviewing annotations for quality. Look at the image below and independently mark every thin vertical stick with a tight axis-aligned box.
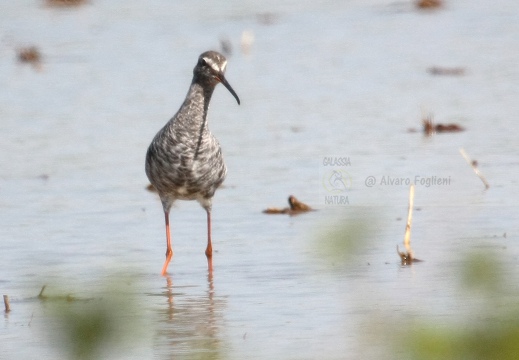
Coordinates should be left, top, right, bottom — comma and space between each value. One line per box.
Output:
460, 148, 490, 189
38, 285, 47, 298
3, 295, 10, 313
398, 185, 422, 264
403, 185, 415, 258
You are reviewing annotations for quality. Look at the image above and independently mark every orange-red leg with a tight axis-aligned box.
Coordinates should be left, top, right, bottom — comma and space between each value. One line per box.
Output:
161, 211, 173, 276
205, 209, 213, 272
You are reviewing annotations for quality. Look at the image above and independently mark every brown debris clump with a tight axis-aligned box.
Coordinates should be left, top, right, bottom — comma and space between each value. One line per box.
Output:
45, 0, 88, 7
422, 115, 464, 136
428, 66, 465, 76
263, 195, 314, 215
416, 0, 442, 9
17, 46, 41, 65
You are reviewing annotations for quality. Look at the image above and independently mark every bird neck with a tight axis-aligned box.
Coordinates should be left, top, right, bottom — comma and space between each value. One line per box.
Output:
176, 80, 215, 129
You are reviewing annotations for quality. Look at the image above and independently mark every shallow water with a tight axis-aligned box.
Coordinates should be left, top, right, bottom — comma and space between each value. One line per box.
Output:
1, 0, 519, 359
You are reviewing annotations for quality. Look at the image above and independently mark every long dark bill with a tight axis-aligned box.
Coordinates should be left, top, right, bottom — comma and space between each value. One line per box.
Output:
217, 74, 240, 105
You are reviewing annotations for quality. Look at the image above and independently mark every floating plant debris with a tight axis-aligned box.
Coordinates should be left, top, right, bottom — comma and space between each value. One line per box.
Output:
45, 0, 88, 7
17, 46, 41, 64
416, 0, 442, 9
422, 115, 464, 136
263, 195, 314, 215
428, 66, 465, 76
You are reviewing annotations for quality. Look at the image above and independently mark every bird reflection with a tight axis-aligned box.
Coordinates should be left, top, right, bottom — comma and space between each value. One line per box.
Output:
155, 272, 225, 359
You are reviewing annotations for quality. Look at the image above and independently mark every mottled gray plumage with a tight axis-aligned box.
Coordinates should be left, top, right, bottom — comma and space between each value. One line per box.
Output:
145, 51, 240, 275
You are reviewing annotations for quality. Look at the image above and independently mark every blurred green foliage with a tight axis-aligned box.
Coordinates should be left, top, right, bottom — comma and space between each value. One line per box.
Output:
395, 250, 519, 360
402, 318, 519, 360
42, 280, 143, 360
315, 213, 519, 359
315, 209, 381, 265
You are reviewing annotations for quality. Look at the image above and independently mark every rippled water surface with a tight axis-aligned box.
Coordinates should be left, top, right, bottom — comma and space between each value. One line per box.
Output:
1, 1, 519, 359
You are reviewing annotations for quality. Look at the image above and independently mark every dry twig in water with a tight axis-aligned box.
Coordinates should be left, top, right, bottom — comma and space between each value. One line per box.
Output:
398, 185, 420, 264
460, 148, 490, 189
38, 285, 47, 298
3, 295, 10, 313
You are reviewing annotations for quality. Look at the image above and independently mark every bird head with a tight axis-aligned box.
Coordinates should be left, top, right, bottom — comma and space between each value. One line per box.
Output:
194, 51, 240, 105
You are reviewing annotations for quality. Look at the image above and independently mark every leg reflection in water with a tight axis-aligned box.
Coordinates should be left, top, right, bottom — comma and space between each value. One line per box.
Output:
155, 270, 227, 359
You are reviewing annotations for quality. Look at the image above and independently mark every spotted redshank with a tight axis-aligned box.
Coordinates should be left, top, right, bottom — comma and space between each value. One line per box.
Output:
145, 51, 240, 275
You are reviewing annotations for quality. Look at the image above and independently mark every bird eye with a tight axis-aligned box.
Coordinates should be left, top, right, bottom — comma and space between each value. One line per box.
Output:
199, 57, 207, 66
